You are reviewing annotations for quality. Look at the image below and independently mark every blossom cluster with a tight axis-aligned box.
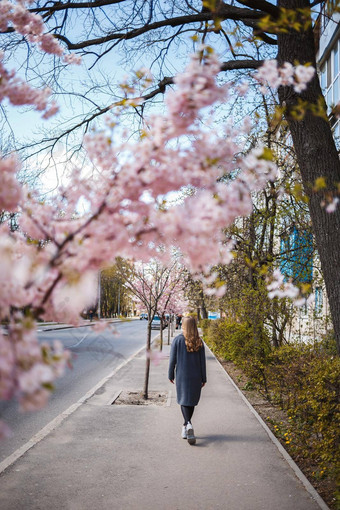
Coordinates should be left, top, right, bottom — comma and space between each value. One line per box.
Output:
0, 1, 80, 116
0, 153, 23, 211
0, 317, 70, 438
267, 269, 314, 307
255, 59, 315, 94
0, 52, 59, 117
0, 0, 63, 55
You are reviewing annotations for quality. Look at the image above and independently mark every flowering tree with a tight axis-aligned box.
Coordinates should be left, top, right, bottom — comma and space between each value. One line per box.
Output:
156, 270, 187, 350
117, 260, 178, 398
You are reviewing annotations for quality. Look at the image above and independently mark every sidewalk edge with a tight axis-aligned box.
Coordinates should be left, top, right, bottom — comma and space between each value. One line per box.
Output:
38, 318, 138, 332
205, 344, 330, 510
0, 342, 147, 476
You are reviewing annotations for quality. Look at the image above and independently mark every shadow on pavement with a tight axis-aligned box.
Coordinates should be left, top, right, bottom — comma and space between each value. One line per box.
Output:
195, 433, 262, 447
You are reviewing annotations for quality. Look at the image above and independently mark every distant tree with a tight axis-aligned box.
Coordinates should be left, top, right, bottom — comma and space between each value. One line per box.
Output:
117, 259, 179, 398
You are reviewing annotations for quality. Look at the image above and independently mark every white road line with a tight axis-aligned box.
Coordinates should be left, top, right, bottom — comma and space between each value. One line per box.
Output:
68, 331, 90, 349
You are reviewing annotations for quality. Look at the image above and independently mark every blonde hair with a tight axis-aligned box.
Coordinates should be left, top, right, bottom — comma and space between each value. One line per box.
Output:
182, 317, 202, 352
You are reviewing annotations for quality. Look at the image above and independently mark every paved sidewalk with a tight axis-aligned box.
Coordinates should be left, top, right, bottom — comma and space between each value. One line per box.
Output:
0, 340, 328, 510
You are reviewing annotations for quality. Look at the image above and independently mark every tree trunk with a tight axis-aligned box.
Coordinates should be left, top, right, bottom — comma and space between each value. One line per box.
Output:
143, 320, 152, 399
200, 289, 208, 319
278, 0, 340, 354
160, 318, 163, 351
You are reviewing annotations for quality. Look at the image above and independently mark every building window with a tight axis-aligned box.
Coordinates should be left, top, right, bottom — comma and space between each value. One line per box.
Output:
315, 286, 323, 314
322, 0, 338, 30
280, 227, 313, 284
320, 38, 340, 146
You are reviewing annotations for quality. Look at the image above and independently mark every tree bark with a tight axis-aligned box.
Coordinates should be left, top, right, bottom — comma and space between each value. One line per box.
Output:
143, 319, 152, 399
160, 317, 163, 351
277, 0, 340, 354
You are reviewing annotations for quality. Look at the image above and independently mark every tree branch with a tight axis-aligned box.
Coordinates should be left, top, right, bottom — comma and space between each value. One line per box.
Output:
53, 9, 268, 50
235, 0, 280, 18
220, 59, 265, 71
31, 0, 126, 14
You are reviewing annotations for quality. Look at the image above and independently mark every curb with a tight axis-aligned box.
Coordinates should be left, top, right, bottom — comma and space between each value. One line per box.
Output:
37, 318, 138, 332
0, 334, 158, 476
204, 344, 330, 510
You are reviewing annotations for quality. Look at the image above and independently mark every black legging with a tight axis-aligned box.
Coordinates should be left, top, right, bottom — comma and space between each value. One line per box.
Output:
181, 405, 195, 426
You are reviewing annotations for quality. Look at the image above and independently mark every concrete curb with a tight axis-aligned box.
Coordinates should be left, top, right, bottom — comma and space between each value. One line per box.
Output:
205, 343, 330, 510
37, 318, 138, 332
0, 339, 150, 476
0, 330, 162, 475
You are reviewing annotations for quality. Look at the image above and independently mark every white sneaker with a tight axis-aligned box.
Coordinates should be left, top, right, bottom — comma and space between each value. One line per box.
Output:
186, 423, 196, 445
181, 426, 187, 439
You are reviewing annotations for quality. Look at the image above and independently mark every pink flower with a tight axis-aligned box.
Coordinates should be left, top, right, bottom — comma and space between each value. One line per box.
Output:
18, 363, 54, 394
0, 153, 23, 211
255, 60, 314, 94
146, 349, 166, 366
19, 388, 50, 412
92, 321, 108, 332
63, 53, 82, 65
325, 197, 339, 213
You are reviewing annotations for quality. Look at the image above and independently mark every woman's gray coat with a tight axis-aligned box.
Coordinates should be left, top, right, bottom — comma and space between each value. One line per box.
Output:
168, 334, 207, 406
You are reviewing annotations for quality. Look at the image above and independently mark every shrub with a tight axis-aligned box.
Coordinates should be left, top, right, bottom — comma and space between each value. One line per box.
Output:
204, 318, 340, 494
265, 344, 340, 479
204, 318, 271, 364
199, 318, 211, 338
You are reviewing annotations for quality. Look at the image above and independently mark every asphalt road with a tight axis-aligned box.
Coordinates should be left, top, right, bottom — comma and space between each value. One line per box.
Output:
0, 319, 157, 462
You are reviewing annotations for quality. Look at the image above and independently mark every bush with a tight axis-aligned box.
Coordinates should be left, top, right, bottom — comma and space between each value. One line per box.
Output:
265, 344, 340, 480
204, 318, 271, 365
199, 318, 211, 338
204, 315, 340, 493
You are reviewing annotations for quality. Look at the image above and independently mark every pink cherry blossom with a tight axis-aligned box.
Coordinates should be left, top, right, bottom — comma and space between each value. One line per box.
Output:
63, 53, 82, 65
325, 197, 339, 213
255, 60, 315, 94
0, 153, 23, 211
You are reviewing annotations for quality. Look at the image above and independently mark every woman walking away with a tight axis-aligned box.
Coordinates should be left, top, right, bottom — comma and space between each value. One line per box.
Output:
168, 317, 207, 445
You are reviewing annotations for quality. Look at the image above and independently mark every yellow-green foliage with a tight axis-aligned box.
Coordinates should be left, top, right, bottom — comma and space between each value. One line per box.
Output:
204, 318, 271, 364
204, 318, 340, 491
199, 318, 211, 338
266, 345, 340, 480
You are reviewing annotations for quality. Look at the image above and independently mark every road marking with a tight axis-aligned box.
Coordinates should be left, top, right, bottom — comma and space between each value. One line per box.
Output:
68, 331, 90, 349
0, 342, 148, 476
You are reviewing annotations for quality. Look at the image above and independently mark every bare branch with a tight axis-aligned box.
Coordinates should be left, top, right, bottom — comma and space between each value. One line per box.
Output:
235, 0, 280, 18
220, 59, 265, 71
53, 9, 268, 50
31, 0, 126, 14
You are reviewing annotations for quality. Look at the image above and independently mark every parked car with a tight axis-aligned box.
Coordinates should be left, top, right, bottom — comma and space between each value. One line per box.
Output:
151, 315, 166, 329
139, 313, 148, 320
